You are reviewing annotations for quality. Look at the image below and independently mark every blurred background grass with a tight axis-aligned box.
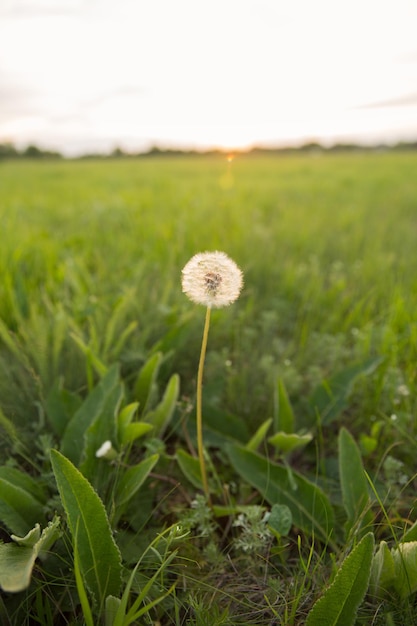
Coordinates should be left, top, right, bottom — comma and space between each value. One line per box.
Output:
1, 152, 416, 439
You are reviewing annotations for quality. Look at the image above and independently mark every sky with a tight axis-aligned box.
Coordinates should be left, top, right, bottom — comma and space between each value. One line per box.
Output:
1, 0, 417, 156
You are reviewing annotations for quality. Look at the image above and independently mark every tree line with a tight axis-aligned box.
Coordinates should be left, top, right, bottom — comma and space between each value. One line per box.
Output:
0, 143, 62, 160
1, 140, 417, 161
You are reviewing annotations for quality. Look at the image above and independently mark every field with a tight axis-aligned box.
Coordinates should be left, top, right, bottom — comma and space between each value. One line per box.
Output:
1, 152, 417, 624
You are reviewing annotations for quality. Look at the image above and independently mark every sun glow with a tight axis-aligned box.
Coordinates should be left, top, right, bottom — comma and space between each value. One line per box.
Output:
1, 0, 417, 154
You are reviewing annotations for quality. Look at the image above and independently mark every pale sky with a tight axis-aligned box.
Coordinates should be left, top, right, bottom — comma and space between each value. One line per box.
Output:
1, 0, 417, 155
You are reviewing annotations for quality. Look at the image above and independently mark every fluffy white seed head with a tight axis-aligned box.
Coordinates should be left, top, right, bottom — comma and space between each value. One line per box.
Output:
181, 251, 243, 308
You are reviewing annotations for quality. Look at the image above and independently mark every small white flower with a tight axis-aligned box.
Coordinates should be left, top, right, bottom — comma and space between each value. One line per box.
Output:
95, 440, 117, 460
181, 251, 243, 308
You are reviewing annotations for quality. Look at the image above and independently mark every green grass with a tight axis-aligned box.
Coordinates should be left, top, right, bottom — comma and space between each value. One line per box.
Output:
1, 152, 417, 624
1, 153, 416, 421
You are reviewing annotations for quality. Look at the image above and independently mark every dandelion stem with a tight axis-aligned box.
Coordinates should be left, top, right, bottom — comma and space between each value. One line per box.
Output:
196, 306, 211, 504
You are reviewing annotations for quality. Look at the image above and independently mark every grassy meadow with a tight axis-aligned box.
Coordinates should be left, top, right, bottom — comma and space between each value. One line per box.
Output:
1, 151, 417, 624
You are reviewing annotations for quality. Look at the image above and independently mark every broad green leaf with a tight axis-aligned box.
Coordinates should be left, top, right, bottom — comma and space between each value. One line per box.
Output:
402, 519, 417, 543
198, 406, 250, 447
308, 357, 382, 425
246, 418, 273, 451
370, 541, 417, 599
117, 401, 154, 446
79, 382, 124, 487
14, 516, 60, 561
45, 380, 82, 438
369, 540, 395, 598
268, 504, 292, 536
143, 374, 179, 437
227, 445, 334, 543
120, 422, 153, 446
115, 454, 159, 507
338, 428, 373, 533
274, 379, 295, 433
50, 449, 122, 605
0, 476, 46, 536
0, 517, 61, 592
134, 352, 163, 415
306, 532, 374, 626
60, 364, 121, 465
117, 402, 139, 434
11, 524, 41, 548
392, 541, 417, 599
105, 595, 121, 626
359, 434, 378, 455
0, 544, 34, 593
176, 449, 203, 490
0, 466, 47, 505
268, 431, 313, 455
73, 529, 95, 626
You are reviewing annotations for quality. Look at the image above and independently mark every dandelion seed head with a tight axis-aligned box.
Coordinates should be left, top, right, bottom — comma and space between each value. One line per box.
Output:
181, 251, 243, 308
204, 271, 223, 295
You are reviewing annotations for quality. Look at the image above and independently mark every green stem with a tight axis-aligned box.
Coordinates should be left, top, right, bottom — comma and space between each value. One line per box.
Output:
196, 306, 211, 504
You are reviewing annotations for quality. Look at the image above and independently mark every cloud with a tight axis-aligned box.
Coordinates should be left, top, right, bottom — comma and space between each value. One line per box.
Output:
356, 93, 417, 109
0, 77, 43, 122
2, 0, 417, 152
0, 0, 93, 18
81, 86, 146, 110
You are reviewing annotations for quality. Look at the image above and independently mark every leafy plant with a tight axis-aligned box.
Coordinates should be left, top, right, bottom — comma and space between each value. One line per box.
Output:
306, 532, 375, 626
371, 540, 417, 600
307, 357, 383, 426
227, 444, 335, 545
0, 517, 60, 593
0, 466, 47, 536
338, 427, 374, 537
50, 449, 122, 609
